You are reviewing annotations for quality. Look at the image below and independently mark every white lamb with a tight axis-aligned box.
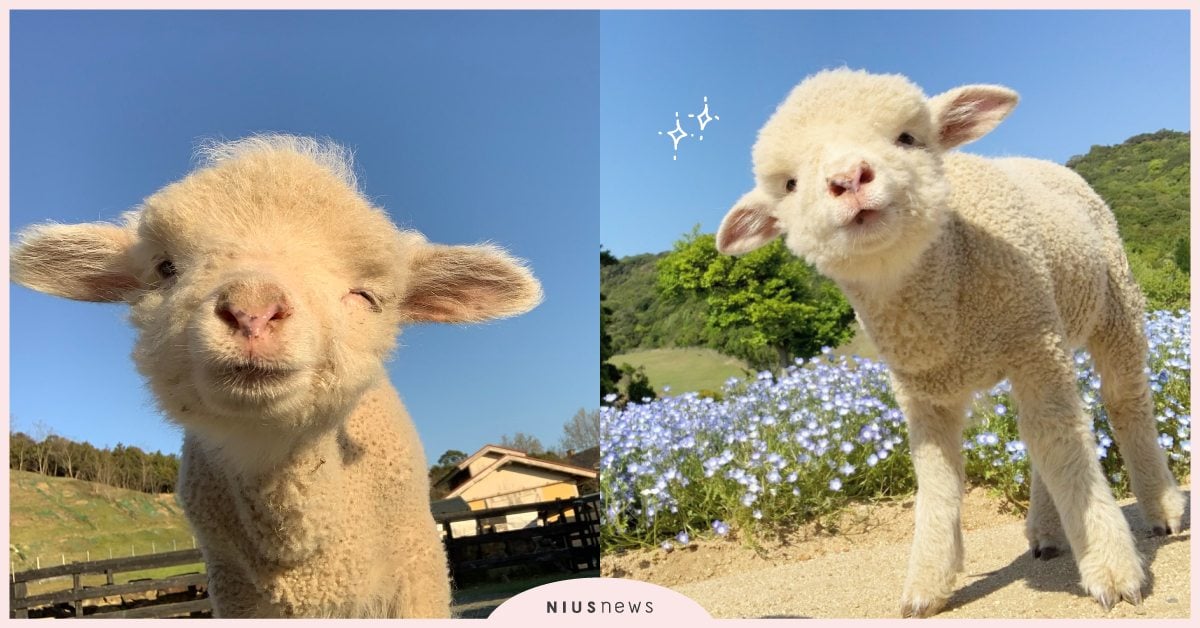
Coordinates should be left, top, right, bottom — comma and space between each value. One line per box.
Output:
10, 135, 543, 617
716, 69, 1185, 617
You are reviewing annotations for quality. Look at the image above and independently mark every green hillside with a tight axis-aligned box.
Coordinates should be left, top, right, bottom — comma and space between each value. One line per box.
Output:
601, 252, 710, 354
9, 470, 197, 572
1067, 129, 1190, 260
609, 347, 752, 396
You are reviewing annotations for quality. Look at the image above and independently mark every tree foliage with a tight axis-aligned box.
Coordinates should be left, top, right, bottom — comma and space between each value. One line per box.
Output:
600, 247, 628, 403
436, 449, 467, 467
600, 251, 711, 354
618, 363, 658, 405
9, 429, 179, 494
1067, 130, 1189, 262
1067, 130, 1190, 309
499, 432, 547, 456
1127, 251, 1190, 311
657, 230, 855, 368
559, 408, 600, 453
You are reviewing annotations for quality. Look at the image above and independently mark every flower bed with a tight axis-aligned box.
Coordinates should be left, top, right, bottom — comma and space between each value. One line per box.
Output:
600, 310, 1190, 551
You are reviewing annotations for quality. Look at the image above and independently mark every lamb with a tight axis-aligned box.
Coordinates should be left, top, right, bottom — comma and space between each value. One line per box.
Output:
10, 135, 543, 618
716, 69, 1185, 617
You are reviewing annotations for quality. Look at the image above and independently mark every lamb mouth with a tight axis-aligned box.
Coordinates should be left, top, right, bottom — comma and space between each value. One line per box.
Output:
843, 207, 886, 230
212, 361, 300, 389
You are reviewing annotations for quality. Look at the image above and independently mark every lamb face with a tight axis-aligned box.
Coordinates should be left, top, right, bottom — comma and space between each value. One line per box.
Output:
719, 69, 1017, 285
127, 150, 413, 443
12, 136, 542, 451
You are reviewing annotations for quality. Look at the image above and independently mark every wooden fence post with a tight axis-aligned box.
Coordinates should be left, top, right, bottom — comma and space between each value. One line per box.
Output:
72, 572, 82, 617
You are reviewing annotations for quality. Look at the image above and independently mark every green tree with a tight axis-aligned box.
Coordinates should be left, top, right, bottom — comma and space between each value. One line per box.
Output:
600, 247, 626, 402
1173, 237, 1189, 274
619, 363, 658, 405
600, 297, 624, 403
436, 450, 467, 467
658, 229, 855, 368
1067, 130, 1190, 275
1128, 251, 1190, 311
600, 247, 619, 268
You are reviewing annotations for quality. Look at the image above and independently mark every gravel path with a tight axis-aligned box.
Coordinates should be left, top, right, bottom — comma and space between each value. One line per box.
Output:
673, 492, 1191, 619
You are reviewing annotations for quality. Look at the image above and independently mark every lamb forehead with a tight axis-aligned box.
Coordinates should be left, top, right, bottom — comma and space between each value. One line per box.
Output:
139, 146, 399, 249
753, 70, 931, 166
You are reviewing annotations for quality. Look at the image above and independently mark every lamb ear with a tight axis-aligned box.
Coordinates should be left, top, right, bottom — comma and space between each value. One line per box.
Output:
928, 85, 1019, 150
11, 222, 142, 302
716, 190, 781, 255
401, 243, 543, 324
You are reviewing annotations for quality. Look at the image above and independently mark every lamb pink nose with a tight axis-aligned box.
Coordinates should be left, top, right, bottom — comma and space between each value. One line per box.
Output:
828, 162, 875, 197
217, 301, 291, 338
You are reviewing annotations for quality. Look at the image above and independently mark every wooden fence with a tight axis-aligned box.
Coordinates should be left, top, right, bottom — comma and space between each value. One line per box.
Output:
11, 493, 602, 617
435, 493, 600, 585
9, 549, 209, 618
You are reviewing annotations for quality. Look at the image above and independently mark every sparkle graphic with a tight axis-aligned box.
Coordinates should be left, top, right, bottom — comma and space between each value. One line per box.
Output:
657, 112, 689, 161
659, 96, 721, 161
687, 96, 720, 141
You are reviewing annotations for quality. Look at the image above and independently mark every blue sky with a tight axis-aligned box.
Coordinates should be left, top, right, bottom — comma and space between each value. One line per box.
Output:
9, 11, 599, 461
600, 10, 1191, 257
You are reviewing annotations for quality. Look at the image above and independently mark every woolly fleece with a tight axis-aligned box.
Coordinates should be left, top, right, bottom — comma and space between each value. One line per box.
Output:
717, 69, 1184, 617
11, 135, 544, 617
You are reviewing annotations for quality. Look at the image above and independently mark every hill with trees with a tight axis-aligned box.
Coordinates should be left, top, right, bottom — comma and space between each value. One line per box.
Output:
603, 129, 1190, 368
10, 431, 180, 494
1068, 129, 1190, 310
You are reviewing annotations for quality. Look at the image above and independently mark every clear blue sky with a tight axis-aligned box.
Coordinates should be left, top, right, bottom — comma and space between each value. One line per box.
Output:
9, 11, 599, 461
600, 10, 1191, 258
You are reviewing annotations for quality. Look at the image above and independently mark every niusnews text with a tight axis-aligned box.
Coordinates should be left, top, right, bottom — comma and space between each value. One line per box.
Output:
545, 600, 654, 614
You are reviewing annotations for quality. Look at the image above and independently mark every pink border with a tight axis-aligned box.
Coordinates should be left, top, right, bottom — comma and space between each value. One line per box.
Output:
1, 1, 1195, 625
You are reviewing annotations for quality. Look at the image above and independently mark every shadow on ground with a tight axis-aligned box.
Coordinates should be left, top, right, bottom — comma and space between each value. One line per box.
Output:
943, 490, 1191, 613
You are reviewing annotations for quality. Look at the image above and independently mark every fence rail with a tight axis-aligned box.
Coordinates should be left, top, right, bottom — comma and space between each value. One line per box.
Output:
12, 494, 602, 617
436, 493, 600, 584
10, 549, 209, 619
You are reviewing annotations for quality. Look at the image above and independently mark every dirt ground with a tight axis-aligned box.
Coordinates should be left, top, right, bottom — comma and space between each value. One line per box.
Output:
601, 486, 1191, 618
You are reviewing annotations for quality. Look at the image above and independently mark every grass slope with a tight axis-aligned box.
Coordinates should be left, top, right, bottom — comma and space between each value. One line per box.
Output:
9, 469, 197, 572
609, 347, 752, 395
611, 325, 877, 398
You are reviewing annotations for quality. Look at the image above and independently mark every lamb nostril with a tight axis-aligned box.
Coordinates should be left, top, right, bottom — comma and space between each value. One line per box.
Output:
859, 163, 875, 185
829, 182, 847, 197
215, 301, 290, 338
216, 303, 240, 331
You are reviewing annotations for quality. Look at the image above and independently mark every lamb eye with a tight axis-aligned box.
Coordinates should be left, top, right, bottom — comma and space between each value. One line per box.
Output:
785, 179, 797, 193
156, 259, 177, 279
351, 289, 382, 313
896, 132, 918, 147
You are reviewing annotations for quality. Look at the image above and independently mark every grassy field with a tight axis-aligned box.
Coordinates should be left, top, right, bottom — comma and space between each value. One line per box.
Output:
609, 347, 752, 395
610, 326, 879, 397
9, 470, 199, 574
832, 323, 879, 360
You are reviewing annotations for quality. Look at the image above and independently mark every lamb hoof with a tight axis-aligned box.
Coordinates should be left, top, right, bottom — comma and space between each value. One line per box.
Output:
900, 595, 946, 618
1085, 573, 1145, 612
1150, 525, 1172, 536
1092, 587, 1143, 611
